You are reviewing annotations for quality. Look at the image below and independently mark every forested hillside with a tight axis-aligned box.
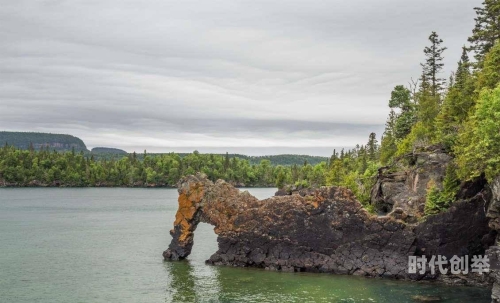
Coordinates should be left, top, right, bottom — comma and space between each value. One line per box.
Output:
0, 132, 88, 152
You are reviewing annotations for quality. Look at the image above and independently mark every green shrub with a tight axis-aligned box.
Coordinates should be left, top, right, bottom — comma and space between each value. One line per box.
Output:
396, 122, 431, 156
424, 168, 459, 216
424, 179, 445, 215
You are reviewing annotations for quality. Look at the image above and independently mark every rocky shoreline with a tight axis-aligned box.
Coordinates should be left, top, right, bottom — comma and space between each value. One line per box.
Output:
163, 147, 500, 302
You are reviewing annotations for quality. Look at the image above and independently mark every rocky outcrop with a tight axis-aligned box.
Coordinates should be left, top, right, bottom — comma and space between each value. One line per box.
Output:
486, 177, 500, 302
370, 145, 452, 221
164, 173, 493, 285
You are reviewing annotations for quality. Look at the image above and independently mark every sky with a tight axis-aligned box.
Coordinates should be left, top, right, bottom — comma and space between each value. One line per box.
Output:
0, 0, 482, 156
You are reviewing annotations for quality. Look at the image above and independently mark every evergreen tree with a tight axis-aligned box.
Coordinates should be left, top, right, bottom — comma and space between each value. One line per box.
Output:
329, 149, 337, 168
455, 46, 472, 91
358, 146, 368, 174
388, 85, 416, 140
421, 31, 447, 98
379, 133, 396, 165
132, 151, 137, 164
367, 133, 378, 161
455, 84, 500, 180
224, 152, 230, 172
436, 47, 475, 147
468, 0, 500, 65
417, 71, 439, 133
379, 110, 397, 164
476, 41, 500, 90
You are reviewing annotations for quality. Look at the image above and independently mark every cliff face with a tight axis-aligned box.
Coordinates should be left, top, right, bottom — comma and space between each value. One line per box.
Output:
370, 145, 452, 221
164, 171, 494, 285
486, 177, 500, 302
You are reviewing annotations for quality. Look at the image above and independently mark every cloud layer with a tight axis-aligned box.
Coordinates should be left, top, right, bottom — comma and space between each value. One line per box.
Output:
0, 0, 481, 155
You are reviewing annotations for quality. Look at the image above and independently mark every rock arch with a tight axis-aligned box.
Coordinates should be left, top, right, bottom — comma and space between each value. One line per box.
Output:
163, 174, 260, 261
164, 173, 493, 284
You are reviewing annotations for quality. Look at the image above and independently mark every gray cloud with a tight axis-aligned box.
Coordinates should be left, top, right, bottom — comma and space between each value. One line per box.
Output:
0, 0, 481, 155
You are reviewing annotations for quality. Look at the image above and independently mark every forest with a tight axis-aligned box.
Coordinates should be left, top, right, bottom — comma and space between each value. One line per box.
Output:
0, 146, 329, 189
0, 1, 499, 215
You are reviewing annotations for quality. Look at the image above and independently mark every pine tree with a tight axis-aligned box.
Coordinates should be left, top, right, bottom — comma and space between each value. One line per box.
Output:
132, 151, 137, 164
436, 47, 475, 147
329, 149, 337, 168
379, 133, 397, 165
455, 85, 500, 180
224, 152, 230, 172
358, 146, 368, 174
448, 72, 455, 90
379, 110, 397, 164
455, 46, 471, 91
468, 0, 500, 65
367, 133, 378, 161
388, 85, 416, 140
476, 41, 500, 90
421, 31, 447, 98
417, 71, 439, 132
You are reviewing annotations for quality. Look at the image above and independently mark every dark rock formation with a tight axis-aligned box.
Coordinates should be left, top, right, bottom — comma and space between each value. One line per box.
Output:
370, 145, 452, 221
487, 176, 500, 302
164, 172, 493, 286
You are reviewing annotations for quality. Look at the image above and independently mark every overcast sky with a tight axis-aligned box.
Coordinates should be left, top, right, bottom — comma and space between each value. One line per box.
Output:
0, 0, 481, 156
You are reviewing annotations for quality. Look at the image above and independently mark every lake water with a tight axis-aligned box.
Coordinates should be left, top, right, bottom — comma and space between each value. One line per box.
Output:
0, 188, 491, 302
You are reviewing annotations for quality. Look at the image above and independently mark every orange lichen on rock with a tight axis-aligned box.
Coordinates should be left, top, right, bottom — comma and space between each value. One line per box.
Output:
173, 183, 206, 243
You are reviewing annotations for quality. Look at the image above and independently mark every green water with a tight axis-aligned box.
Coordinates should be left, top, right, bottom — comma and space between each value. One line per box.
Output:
0, 188, 491, 302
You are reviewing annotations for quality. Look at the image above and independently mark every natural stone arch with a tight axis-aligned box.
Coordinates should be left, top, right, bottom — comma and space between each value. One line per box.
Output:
163, 173, 260, 260
164, 173, 493, 285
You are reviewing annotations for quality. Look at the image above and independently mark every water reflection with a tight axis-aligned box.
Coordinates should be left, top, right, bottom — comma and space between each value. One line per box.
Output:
164, 260, 222, 303
164, 261, 197, 302
164, 261, 491, 303
164, 221, 221, 303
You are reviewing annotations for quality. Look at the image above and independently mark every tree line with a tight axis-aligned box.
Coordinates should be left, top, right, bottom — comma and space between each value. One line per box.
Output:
0, 146, 328, 189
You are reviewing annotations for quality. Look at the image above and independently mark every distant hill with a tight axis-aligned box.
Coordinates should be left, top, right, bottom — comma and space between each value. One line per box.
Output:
0, 131, 88, 152
91, 147, 127, 154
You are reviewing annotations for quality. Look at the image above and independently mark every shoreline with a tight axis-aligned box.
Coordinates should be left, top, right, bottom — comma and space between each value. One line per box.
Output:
0, 183, 276, 189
